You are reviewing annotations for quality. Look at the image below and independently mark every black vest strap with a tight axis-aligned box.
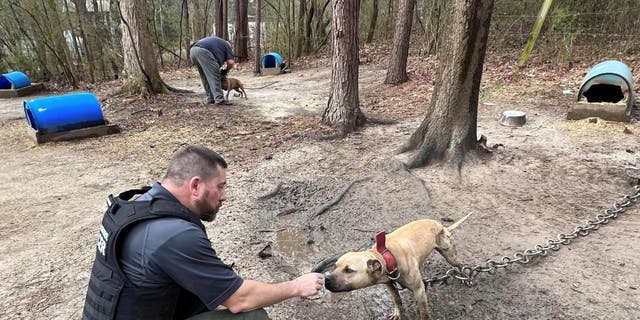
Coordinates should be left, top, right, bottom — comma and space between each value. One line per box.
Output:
118, 187, 152, 201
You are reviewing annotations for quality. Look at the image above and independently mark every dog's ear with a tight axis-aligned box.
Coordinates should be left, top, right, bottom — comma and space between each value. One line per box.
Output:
367, 259, 382, 273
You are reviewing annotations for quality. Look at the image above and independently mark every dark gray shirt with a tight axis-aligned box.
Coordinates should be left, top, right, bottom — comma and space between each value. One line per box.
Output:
119, 182, 243, 311
193, 36, 234, 65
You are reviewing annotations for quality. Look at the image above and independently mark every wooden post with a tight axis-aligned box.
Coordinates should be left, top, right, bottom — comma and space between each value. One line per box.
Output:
518, 0, 553, 67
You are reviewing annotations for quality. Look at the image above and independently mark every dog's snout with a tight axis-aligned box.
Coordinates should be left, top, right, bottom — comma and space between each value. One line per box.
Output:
324, 273, 334, 286
324, 273, 337, 290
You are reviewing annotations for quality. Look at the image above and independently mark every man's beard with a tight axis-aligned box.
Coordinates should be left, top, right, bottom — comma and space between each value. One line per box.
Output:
195, 191, 220, 222
200, 209, 218, 222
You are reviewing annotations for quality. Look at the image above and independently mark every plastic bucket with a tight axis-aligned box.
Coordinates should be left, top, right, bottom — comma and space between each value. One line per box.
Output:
261, 52, 283, 68
23, 93, 105, 134
0, 71, 32, 89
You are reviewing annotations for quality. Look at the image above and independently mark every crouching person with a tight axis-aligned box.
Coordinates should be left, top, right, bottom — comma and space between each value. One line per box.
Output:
82, 144, 324, 319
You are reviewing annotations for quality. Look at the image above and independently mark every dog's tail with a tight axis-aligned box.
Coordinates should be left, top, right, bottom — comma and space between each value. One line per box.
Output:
445, 212, 473, 231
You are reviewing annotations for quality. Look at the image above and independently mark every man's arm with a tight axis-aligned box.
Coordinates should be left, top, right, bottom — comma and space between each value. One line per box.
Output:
222, 273, 323, 313
225, 59, 235, 70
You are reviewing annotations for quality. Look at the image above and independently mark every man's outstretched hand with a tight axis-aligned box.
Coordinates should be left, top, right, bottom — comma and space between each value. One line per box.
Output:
292, 273, 325, 298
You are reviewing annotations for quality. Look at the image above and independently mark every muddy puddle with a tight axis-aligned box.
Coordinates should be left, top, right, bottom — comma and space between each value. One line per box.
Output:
274, 215, 317, 258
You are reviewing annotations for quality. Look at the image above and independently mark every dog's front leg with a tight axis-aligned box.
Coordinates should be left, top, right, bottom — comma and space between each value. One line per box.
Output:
224, 78, 230, 101
384, 283, 403, 320
410, 282, 430, 320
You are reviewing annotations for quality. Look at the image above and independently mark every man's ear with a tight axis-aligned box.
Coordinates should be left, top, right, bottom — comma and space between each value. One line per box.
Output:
367, 259, 382, 273
188, 176, 202, 195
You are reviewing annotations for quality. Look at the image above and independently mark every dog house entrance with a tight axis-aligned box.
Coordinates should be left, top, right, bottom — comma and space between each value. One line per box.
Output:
582, 83, 625, 103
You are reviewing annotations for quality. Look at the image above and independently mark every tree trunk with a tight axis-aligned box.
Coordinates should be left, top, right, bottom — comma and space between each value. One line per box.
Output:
366, 0, 378, 43
384, 0, 415, 84
89, 0, 121, 79
254, 0, 262, 74
296, 0, 306, 56
180, 0, 191, 65
397, 0, 494, 170
215, 0, 224, 38
191, 0, 207, 40
72, 0, 96, 82
8, 3, 50, 79
286, 0, 293, 59
151, 0, 165, 68
424, 0, 445, 55
322, 0, 365, 134
62, 0, 84, 75
314, 0, 331, 51
116, 0, 166, 95
223, 0, 229, 40
304, 0, 315, 53
42, 0, 77, 86
234, 0, 249, 61
91, 0, 111, 79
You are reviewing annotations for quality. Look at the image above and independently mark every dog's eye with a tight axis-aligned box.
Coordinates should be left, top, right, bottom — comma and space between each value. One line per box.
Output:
344, 267, 355, 274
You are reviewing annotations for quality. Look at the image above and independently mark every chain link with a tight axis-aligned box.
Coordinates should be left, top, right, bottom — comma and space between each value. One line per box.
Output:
424, 183, 640, 287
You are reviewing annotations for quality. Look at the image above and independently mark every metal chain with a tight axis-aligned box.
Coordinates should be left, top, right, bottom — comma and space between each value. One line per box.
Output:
424, 183, 640, 287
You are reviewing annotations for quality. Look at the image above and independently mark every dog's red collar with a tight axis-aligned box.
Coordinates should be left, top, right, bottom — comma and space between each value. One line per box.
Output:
375, 231, 400, 280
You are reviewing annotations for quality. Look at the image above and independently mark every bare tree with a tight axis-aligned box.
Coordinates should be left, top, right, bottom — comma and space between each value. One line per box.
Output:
7, 2, 51, 79
396, 0, 495, 170
43, 0, 76, 85
296, 0, 306, 56
254, 0, 262, 74
366, 0, 379, 43
190, 0, 207, 40
223, 0, 229, 39
234, 0, 249, 61
179, 0, 191, 64
61, 0, 84, 75
91, 0, 119, 79
72, 0, 96, 82
384, 0, 415, 84
115, 0, 167, 95
304, 0, 315, 52
423, 0, 445, 55
215, 0, 224, 38
13, 0, 77, 85
321, 0, 365, 135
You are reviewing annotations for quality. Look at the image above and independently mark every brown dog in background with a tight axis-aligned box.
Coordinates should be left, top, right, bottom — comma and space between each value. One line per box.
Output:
222, 78, 247, 100
324, 213, 472, 320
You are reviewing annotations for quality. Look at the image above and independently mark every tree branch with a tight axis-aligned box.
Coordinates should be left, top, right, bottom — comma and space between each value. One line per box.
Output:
308, 177, 371, 220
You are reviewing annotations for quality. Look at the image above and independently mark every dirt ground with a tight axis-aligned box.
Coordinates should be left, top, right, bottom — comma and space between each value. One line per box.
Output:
0, 53, 639, 320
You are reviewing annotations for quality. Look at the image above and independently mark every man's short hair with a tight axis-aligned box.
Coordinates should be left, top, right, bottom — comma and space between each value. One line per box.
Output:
164, 145, 228, 184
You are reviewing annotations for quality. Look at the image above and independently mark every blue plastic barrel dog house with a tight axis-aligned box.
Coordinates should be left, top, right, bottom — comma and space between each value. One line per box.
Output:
261, 52, 283, 75
261, 52, 283, 68
577, 60, 635, 115
0, 71, 32, 90
23, 93, 105, 134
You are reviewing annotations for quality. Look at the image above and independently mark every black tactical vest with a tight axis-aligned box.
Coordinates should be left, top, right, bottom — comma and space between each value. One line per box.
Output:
82, 187, 206, 320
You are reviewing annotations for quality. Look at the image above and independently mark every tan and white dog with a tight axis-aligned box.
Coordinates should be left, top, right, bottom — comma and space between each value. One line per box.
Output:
221, 77, 247, 100
324, 213, 472, 320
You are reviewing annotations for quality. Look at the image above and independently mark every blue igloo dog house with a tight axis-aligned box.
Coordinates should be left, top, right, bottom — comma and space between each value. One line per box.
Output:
568, 60, 635, 122
0, 71, 31, 89
0, 71, 44, 98
261, 52, 283, 75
